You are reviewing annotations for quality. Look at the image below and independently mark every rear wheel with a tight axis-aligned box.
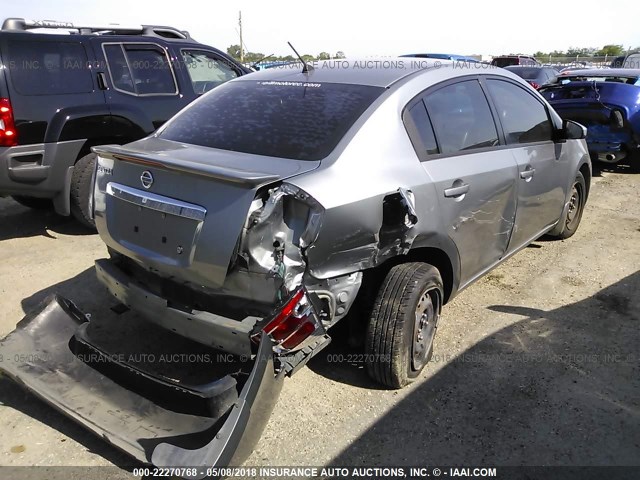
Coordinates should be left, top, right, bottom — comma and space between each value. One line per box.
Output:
365, 262, 443, 389
70, 153, 97, 230
548, 171, 586, 239
11, 195, 53, 210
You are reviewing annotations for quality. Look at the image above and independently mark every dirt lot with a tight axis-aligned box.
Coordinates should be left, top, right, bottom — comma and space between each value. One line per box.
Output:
0, 166, 638, 477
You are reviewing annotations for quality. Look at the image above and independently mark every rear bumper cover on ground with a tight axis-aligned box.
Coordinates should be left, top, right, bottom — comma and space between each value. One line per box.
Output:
0, 295, 283, 477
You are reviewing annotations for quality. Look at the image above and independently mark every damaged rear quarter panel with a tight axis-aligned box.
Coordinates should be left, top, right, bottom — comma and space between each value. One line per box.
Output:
285, 91, 459, 283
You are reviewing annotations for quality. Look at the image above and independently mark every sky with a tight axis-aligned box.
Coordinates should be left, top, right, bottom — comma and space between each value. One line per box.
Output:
4, 0, 640, 58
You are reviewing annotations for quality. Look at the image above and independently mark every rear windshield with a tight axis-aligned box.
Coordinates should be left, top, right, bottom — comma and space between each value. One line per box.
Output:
158, 80, 384, 161
557, 76, 640, 85
506, 67, 541, 79
492, 57, 518, 67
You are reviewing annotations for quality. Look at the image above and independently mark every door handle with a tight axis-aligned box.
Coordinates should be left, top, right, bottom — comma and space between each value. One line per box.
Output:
520, 168, 536, 180
444, 183, 470, 198
97, 72, 108, 90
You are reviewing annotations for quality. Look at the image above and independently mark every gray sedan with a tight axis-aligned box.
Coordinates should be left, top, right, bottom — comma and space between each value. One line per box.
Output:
93, 59, 591, 388
0, 58, 591, 470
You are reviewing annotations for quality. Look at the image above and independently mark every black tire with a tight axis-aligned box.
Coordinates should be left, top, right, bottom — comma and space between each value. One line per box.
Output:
548, 171, 586, 239
70, 153, 97, 230
11, 195, 53, 210
628, 149, 640, 173
365, 262, 443, 389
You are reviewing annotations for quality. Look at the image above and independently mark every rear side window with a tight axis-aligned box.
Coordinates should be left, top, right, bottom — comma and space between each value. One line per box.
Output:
181, 50, 239, 95
104, 43, 177, 95
403, 100, 439, 158
486, 79, 553, 144
424, 80, 498, 154
159, 81, 384, 161
6, 40, 92, 95
492, 57, 517, 67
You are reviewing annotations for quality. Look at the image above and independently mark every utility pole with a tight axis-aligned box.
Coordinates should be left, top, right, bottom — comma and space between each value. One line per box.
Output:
239, 11, 244, 63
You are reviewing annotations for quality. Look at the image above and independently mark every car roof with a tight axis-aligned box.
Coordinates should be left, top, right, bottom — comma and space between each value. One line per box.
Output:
236, 57, 477, 88
505, 65, 553, 70
401, 53, 476, 60
560, 68, 640, 76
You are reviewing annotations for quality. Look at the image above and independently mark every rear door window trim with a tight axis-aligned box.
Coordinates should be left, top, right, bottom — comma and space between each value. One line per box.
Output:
101, 41, 179, 97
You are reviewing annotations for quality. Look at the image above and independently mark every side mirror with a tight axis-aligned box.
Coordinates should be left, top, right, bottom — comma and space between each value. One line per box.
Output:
562, 119, 587, 140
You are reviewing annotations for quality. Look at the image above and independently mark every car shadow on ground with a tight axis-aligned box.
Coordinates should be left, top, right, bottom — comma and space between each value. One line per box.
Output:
591, 160, 637, 177
322, 271, 639, 467
4, 269, 638, 471
0, 197, 94, 241
19, 267, 105, 316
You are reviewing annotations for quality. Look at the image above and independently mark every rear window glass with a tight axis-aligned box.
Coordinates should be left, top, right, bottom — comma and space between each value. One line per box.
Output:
492, 57, 518, 67
158, 80, 384, 161
557, 75, 640, 85
6, 40, 92, 95
506, 67, 541, 79
104, 43, 177, 95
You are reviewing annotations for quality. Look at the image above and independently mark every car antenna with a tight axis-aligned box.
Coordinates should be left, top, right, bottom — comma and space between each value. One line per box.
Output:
251, 53, 275, 70
287, 41, 314, 74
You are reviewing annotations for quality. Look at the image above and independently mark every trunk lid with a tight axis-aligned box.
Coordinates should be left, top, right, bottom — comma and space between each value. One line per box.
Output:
93, 137, 320, 289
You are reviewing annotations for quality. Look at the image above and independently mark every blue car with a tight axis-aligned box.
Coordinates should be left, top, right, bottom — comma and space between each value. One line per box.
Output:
539, 69, 640, 171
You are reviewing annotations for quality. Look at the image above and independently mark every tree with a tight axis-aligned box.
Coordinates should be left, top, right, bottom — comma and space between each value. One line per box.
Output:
566, 46, 597, 57
597, 44, 624, 56
226, 44, 242, 60
334, 51, 346, 59
317, 52, 331, 60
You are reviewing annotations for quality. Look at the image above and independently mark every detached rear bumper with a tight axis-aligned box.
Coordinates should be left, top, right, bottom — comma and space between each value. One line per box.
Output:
0, 296, 283, 476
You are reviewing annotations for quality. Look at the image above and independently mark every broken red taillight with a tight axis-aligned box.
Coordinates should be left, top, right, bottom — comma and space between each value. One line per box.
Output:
254, 288, 323, 352
0, 98, 18, 147
528, 81, 541, 90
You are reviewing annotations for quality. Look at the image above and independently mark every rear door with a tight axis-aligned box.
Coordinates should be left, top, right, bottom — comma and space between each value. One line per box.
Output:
0, 33, 107, 145
405, 78, 519, 286
484, 78, 569, 251
92, 38, 192, 132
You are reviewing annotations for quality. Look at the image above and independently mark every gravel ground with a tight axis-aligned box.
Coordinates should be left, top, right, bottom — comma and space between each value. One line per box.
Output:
0, 166, 638, 479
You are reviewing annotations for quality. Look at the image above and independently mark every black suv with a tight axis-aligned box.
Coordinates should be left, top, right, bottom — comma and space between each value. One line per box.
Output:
490, 55, 540, 67
0, 18, 250, 227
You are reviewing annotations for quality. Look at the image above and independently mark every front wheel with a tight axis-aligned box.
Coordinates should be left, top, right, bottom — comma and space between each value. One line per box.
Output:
548, 171, 586, 240
365, 262, 443, 389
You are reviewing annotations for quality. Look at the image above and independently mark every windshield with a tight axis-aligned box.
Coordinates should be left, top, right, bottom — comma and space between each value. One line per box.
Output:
158, 80, 384, 161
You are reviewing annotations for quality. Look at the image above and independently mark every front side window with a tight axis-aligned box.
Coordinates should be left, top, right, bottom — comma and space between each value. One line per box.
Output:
104, 43, 177, 95
6, 40, 92, 95
159, 80, 384, 161
424, 80, 498, 155
181, 50, 239, 95
486, 79, 552, 144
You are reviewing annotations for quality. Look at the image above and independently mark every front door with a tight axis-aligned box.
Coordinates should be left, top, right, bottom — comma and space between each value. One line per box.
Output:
406, 79, 519, 286
483, 78, 570, 251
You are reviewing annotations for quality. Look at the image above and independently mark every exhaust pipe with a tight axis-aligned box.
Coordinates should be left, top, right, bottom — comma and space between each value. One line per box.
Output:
597, 152, 626, 163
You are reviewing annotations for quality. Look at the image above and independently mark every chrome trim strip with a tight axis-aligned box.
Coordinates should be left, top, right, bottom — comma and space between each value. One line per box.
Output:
106, 182, 206, 221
